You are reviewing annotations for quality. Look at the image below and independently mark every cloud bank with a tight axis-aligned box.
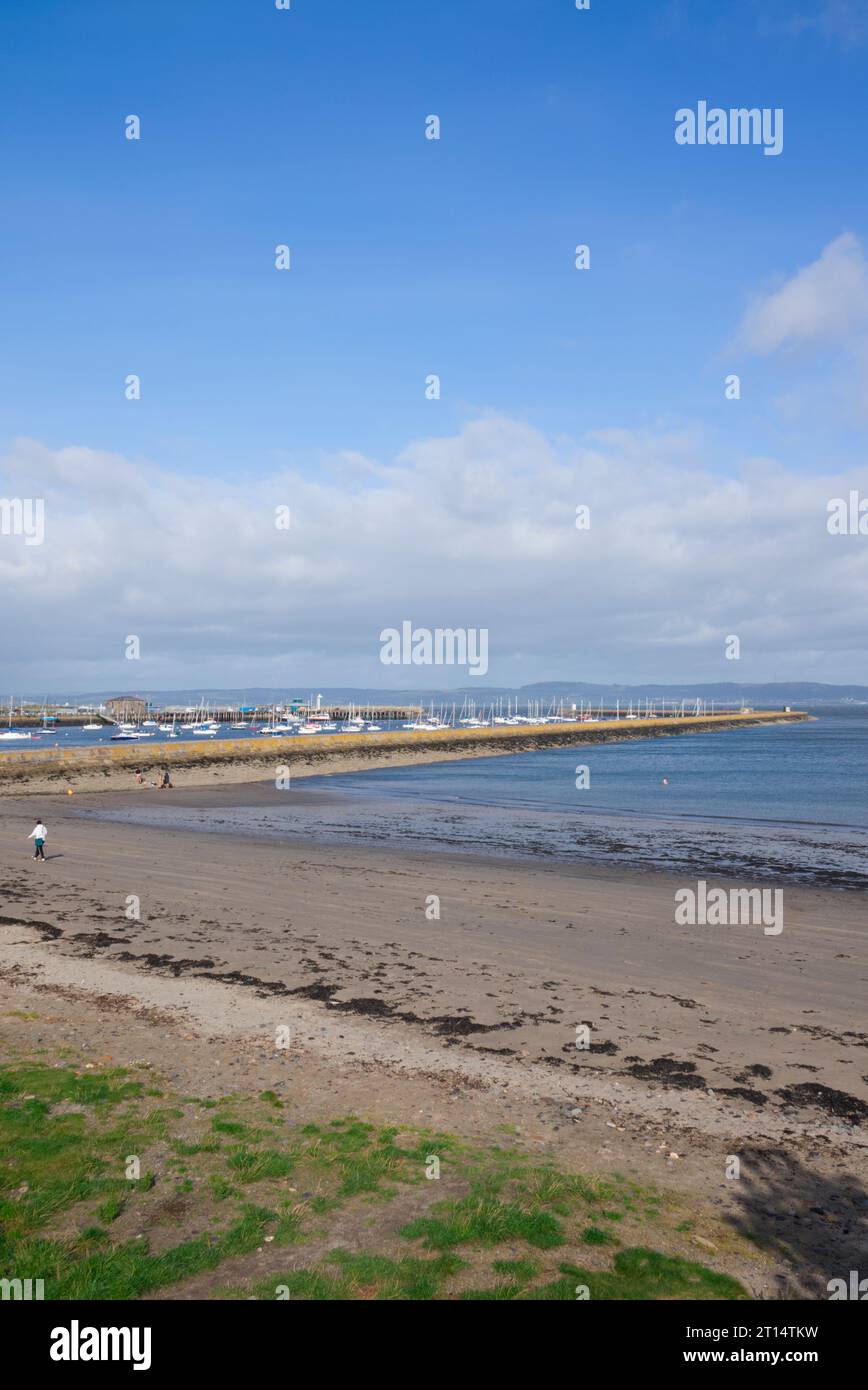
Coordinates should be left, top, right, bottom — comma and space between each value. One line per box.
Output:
1, 417, 866, 690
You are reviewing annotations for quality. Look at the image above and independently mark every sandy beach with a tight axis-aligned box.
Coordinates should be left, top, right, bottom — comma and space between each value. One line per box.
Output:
1, 782, 865, 1298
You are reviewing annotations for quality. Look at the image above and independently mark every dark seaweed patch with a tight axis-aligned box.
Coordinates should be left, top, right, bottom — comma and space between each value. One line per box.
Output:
0, 915, 63, 939
626, 1057, 707, 1090
717, 1087, 768, 1106
775, 1084, 868, 1125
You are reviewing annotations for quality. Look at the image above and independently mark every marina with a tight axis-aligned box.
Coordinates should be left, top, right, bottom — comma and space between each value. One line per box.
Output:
0, 695, 797, 753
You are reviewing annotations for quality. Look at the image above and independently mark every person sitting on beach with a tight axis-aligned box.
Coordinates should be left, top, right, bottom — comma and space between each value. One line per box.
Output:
134, 768, 146, 785
28, 820, 47, 861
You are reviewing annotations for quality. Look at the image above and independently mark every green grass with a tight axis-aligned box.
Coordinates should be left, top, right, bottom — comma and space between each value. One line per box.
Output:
0, 1054, 750, 1302
96, 1195, 125, 1225
583, 1225, 619, 1246
14, 1204, 279, 1299
401, 1195, 565, 1250
240, 1250, 467, 1301
226, 1147, 295, 1182
524, 1250, 748, 1301
492, 1258, 539, 1280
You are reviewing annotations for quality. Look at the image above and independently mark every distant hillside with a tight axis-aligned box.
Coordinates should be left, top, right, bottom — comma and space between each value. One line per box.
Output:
33, 681, 868, 705
518, 681, 868, 702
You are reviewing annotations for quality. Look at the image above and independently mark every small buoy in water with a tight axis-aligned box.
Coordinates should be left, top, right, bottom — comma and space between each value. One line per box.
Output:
662, 777, 669, 786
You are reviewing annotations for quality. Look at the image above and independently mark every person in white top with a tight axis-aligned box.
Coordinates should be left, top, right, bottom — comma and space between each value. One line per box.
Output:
28, 820, 47, 860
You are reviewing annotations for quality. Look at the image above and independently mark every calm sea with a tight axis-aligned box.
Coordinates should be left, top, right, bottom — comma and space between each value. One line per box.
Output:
78, 707, 868, 889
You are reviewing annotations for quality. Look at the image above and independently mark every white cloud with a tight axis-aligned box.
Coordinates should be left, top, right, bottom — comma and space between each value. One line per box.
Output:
1, 420, 867, 688
764, 0, 868, 47
738, 233, 868, 355
807, 0, 868, 45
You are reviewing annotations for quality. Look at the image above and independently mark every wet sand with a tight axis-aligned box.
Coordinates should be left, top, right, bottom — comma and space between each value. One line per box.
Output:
0, 785, 865, 1296
65, 775, 868, 891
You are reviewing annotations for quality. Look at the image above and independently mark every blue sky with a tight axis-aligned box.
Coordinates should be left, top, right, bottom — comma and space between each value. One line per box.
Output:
1, 0, 865, 473
1, 0, 867, 689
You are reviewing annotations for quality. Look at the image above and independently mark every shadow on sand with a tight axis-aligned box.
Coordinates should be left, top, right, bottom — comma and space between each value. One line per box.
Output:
726, 1144, 868, 1298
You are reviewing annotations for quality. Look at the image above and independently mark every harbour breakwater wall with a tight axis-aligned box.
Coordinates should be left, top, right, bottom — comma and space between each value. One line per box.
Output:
0, 712, 809, 795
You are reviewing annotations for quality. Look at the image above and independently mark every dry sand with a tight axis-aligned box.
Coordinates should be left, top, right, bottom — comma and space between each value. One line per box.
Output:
0, 784, 865, 1296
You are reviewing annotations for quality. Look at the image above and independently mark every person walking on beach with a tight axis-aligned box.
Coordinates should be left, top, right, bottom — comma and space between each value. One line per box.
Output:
29, 819, 47, 860
158, 767, 173, 790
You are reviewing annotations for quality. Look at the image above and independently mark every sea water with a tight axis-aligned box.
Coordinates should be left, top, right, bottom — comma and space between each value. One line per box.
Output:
78, 707, 868, 889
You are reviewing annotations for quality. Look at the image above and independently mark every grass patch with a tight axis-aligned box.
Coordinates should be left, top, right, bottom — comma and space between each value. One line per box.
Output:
249, 1250, 467, 1301
523, 1250, 748, 1301
0, 1053, 750, 1302
402, 1194, 565, 1251
583, 1225, 618, 1246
